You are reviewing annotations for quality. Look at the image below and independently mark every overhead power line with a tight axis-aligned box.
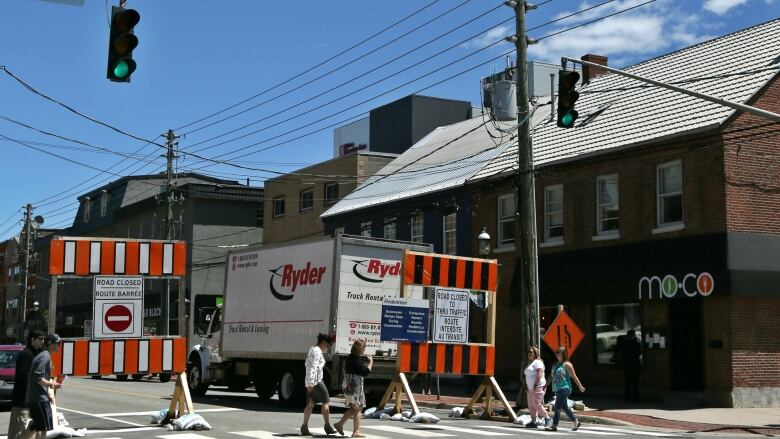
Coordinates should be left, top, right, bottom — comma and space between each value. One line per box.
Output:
174, 0, 444, 132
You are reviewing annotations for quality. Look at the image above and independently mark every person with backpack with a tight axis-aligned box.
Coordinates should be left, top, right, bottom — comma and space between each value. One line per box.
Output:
546, 346, 585, 432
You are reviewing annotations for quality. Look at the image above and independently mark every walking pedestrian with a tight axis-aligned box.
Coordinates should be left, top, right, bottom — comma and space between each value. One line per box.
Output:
622, 329, 642, 402
7, 330, 44, 439
334, 340, 372, 438
524, 346, 551, 429
546, 347, 585, 432
301, 334, 336, 436
26, 334, 62, 439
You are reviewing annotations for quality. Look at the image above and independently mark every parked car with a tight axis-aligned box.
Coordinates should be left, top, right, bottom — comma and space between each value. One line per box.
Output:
0, 345, 25, 401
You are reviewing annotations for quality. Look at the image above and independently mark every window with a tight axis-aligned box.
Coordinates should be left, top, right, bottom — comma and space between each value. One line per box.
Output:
82, 197, 91, 223
383, 218, 396, 240
299, 189, 314, 212
497, 194, 515, 246
324, 183, 339, 205
596, 175, 619, 234
360, 221, 372, 237
410, 213, 424, 243
272, 197, 285, 218
443, 212, 457, 255
100, 192, 111, 217
594, 303, 642, 365
544, 185, 563, 241
657, 160, 683, 226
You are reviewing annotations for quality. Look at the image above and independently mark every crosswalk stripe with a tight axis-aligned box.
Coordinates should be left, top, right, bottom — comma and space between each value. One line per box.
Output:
363, 424, 455, 437
431, 423, 512, 435
583, 426, 674, 437
483, 424, 626, 436
157, 434, 215, 439
231, 431, 278, 439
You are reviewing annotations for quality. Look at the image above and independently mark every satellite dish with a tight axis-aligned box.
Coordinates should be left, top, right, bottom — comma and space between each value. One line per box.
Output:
34, 216, 45, 226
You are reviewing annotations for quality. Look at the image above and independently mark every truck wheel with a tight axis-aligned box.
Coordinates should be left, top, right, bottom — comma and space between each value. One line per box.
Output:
132, 374, 144, 381
187, 356, 209, 397
116, 374, 129, 381
159, 373, 172, 383
277, 365, 306, 407
228, 376, 251, 392
254, 376, 277, 399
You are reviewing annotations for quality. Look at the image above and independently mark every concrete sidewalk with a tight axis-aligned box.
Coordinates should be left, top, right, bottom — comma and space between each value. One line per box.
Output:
397, 391, 780, 436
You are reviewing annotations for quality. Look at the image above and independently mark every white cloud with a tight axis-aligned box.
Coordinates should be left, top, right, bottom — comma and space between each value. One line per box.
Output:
461, 25, 513, 49
703, 0, 750, 14
526, 0, 718, 67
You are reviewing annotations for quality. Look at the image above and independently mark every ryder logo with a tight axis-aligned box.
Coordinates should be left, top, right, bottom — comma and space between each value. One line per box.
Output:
351, 259, 401, 283
268, 262, 327, 301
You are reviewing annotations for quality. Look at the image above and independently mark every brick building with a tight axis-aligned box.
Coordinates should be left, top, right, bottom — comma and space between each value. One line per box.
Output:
323, 20, 780, 407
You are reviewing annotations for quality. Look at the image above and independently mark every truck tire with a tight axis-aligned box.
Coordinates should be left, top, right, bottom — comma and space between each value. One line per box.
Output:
187, 355, 209, 397
255, 377, 277, 399
159, 373, 172, 383
277, 364, 306, 407
132, 374, 144, 381
116, 374, 128, 381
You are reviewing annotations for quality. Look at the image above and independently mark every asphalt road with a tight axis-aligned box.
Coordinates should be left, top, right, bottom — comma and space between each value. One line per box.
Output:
0, 377, 728, 438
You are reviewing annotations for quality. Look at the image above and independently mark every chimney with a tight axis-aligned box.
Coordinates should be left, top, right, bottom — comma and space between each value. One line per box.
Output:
581, 54, 608, 84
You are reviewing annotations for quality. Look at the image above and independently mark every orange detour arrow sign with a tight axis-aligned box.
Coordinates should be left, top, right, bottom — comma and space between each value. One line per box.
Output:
543, 310, 584, 358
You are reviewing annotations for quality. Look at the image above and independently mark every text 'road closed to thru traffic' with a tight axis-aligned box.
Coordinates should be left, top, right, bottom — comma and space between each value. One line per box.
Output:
433, 287, 470, 344
93, 275, 144, 339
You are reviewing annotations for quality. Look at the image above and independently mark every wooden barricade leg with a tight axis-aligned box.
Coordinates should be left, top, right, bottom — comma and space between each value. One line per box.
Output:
164, 373, 195, 423
464, 377, 488, 417
489, 376, 517, 422
398, 372, 419, 416
375, 372, 420, 416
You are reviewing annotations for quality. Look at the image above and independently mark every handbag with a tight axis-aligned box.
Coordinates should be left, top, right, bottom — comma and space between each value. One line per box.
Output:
343, 373, 358, 396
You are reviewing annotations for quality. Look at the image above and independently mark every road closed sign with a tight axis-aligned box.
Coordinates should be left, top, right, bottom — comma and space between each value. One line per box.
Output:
433, 287, 470, 344
93, 276, 144, 339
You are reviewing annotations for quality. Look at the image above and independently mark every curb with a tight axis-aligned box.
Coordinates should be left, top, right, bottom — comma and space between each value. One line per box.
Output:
412, 400, 635, 427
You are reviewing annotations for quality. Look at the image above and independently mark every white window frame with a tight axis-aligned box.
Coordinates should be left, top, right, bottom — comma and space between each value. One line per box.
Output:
544, 184, 564, 243
383, 217, 396, 240
596, 174, 619, 235
497, 193, 515, 247
410, 212, 424, 243
272, 197, 285, 218
299, 189, 314, 212
656, 160, 684, 228
324, 182, 339, 205
360, 221, 372, 238
443, 212, 457, 255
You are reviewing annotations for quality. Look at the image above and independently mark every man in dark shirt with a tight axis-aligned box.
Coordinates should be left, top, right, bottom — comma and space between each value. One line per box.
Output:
622, 329, 642, 402
26, 334, 61, 439
7, 330, 44, 439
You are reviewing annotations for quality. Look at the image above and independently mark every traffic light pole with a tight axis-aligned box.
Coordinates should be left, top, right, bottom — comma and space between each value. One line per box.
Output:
562, 56, 780, 123
513, 0, 541, 400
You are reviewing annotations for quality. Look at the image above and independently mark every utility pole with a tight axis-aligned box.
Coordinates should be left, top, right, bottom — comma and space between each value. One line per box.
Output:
163, 129, 177, 336
512, 0, 541, 395
19, 204, 32, 340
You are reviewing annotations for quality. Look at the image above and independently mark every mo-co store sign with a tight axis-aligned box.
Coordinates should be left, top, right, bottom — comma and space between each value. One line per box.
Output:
638, 272, 714, 299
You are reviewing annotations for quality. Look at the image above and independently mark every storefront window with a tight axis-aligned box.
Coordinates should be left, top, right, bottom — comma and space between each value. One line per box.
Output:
594, 303, 641, 365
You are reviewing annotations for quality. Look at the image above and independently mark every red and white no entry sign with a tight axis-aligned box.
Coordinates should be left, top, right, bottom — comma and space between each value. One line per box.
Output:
104, 304, 133, 332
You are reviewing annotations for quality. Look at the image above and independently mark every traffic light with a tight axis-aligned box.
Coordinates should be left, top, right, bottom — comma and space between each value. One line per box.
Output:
107, 6, 140, 82
557, 70, 580, 128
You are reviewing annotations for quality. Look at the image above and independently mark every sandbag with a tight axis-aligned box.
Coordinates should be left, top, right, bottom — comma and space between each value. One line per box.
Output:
409, 412, 440, 424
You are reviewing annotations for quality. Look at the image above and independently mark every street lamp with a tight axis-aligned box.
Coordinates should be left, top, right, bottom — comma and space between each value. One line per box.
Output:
477, 227, 491, 256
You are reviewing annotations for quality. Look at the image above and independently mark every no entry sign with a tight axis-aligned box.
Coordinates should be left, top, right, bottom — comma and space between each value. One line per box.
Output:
104, 304, 133, 332
93, 276, 144, 339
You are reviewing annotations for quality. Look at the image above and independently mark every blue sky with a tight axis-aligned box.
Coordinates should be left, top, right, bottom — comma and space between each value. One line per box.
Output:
0, 0, 776, 238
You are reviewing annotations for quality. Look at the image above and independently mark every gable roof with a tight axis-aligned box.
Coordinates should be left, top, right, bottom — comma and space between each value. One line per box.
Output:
321, 115, 536, 218
472, 18, 780, 180
323, 19, 780, 218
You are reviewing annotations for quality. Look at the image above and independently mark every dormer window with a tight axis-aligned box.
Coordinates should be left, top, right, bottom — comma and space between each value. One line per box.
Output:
100, 191, 111, 217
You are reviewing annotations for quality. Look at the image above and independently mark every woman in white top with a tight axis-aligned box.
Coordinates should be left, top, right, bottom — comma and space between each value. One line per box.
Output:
301, 334, 336, 436
524, 346, 552, 429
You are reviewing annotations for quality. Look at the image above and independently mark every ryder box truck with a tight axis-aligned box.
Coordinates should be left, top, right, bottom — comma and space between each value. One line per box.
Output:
187, 234, 431, 406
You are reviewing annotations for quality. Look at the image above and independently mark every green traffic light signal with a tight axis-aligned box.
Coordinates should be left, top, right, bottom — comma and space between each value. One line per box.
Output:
557, 70, 580, 128
107, 6, 140, 82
